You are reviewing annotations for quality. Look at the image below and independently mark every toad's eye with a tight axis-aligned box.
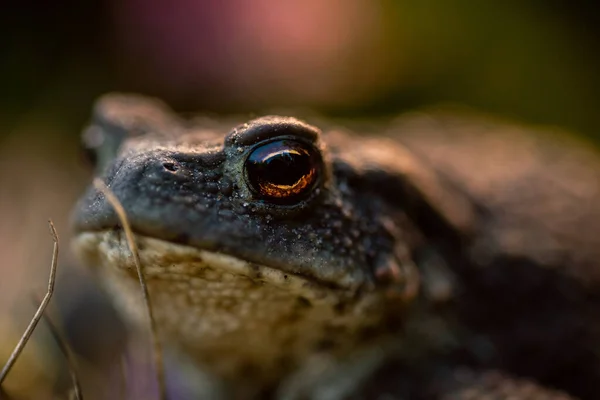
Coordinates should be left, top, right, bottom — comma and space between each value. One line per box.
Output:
245, 139, 322, 203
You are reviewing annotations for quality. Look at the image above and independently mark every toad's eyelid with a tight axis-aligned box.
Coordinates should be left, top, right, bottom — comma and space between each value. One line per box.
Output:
225, 117, 321, 147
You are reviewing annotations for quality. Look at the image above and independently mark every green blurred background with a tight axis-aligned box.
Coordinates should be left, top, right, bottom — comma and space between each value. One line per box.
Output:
1, 0, 599, 397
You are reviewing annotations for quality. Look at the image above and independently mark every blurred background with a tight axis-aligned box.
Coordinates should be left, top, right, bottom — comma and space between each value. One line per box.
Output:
1, 0, 599, 398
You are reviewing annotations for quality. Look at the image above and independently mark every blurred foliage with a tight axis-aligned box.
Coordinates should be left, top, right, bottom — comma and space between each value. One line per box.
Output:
1, 0, 600, 141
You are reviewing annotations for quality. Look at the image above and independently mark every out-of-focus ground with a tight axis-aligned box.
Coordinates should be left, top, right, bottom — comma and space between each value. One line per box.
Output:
1, 1, 599, 398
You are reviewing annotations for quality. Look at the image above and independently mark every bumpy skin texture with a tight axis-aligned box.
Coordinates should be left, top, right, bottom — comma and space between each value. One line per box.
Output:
72, 94, 600, 399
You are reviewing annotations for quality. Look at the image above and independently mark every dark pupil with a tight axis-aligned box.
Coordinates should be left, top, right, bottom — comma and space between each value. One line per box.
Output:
246, 140, 318, 199
252, 145, 309, 185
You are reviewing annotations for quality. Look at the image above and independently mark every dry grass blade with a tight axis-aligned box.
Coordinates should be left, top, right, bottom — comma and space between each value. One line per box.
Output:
93, 178, 167, 400
36, 300, 83, 400
0, 220, 59, 387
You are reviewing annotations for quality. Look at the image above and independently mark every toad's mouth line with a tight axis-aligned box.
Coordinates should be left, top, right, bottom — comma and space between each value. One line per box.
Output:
72, 230, 362, 302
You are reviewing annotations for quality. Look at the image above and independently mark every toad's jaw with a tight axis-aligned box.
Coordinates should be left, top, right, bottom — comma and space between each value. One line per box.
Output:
72, 230, 357, 302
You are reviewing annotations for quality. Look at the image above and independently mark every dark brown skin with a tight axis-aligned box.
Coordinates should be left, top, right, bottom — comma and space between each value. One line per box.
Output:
72, 94, 600, 399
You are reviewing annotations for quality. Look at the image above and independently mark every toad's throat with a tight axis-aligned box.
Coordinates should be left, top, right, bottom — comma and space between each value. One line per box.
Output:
72, 231, 389, 380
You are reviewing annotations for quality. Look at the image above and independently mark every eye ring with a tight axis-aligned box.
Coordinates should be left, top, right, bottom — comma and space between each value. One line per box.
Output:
244, 139, 322, 204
